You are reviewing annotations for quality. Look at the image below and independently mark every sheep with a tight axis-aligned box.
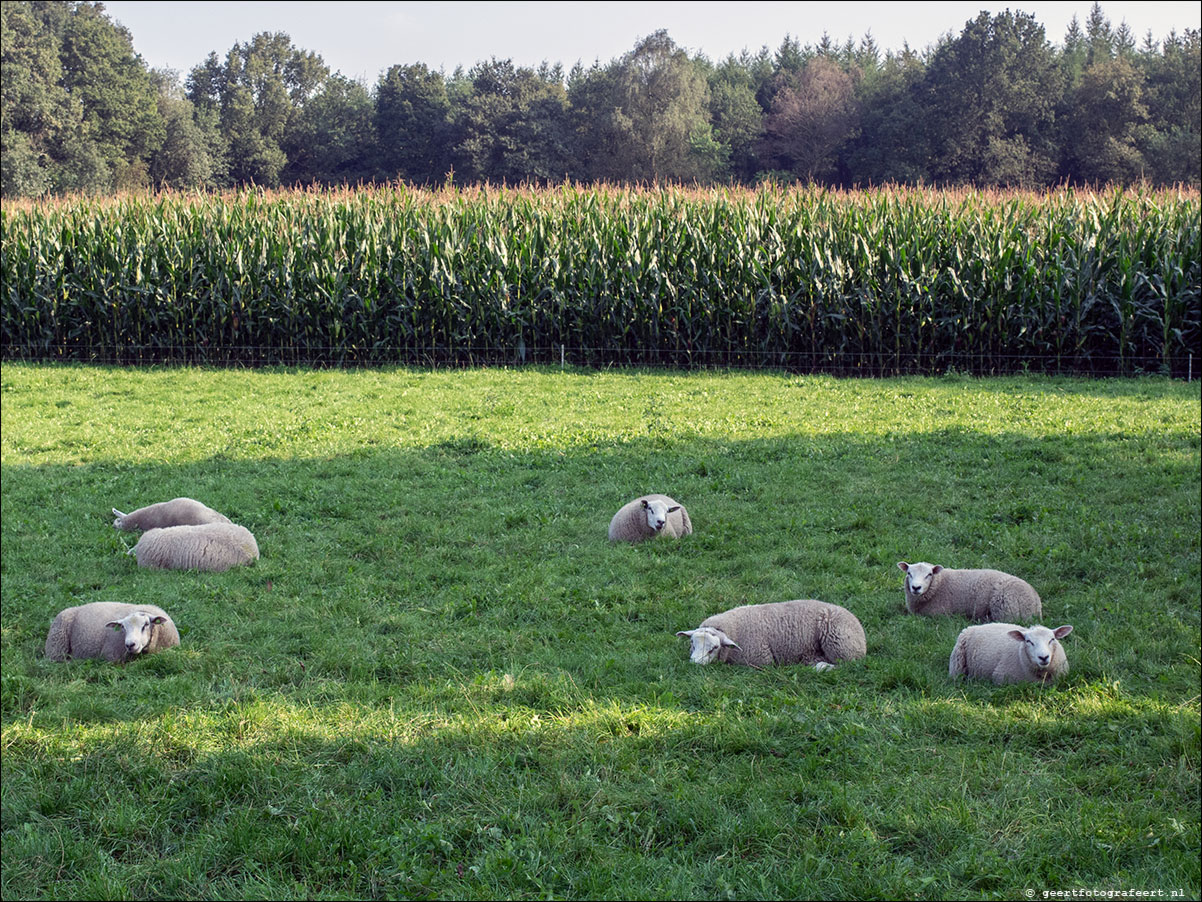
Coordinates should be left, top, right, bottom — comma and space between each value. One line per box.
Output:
130, 522, 259, 571
112, 497, 230, 531
949, 622, 1073, 685
45, 601, 180, 663
676, 600, 867, 671
608, 494, 692, 543
897, 561, 1042, 622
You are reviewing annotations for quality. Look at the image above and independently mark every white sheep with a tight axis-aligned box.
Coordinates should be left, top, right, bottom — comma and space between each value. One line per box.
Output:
130, 522, 259, 571
113, 497, 230, 531
44, 601, 180, 663
949, 622, 1073, 685
676, 600, 867, 671
897, 561, 1042, 622
608, 494, 693, 543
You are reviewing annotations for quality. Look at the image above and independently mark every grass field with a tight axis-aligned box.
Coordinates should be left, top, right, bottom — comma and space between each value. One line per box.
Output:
1, 364, 1199, 900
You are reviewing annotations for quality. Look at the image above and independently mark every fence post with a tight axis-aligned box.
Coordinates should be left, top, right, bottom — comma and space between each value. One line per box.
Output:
561, 343, 565, 369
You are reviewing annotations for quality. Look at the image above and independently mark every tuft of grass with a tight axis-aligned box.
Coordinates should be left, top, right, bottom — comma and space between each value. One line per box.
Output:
1, 364, 1199, 900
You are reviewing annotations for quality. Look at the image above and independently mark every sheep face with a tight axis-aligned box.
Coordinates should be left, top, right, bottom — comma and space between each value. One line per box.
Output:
1007, 624, 1073, 673
676, 627, 739, 665
641, 498, 681, 534
898, 561, 942, 596
105, 611, 168, 657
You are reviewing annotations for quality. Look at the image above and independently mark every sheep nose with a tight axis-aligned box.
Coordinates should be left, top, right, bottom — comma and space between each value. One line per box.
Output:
1037, 655, 1050, 666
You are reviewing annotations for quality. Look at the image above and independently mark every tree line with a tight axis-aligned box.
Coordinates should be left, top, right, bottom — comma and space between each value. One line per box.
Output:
2, 0, 1199, 198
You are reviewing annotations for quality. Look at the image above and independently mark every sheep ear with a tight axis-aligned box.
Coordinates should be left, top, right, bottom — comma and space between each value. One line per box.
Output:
931, 565, 943, 574
105, 621, 122, 631
1053, 625, 1073, 639
675, 630, 695, 639
718, 634, 740, 649
667, 505, 680, 513
897, 562, 909, 572
1007, 629, 1026, 642
641, 499, 650, 509
149, 616, 167, 624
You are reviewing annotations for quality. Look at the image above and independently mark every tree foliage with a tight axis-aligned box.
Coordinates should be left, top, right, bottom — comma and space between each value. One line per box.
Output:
924, 10, 1062, 186
570, 31, 719, 182
2, 0, 163, 197
2, 4, 1198, 197
760, 56, 859, 182
450, 59, 572, 184
374, 63, 452, 185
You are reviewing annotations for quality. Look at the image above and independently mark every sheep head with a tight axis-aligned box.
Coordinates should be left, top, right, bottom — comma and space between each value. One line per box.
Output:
641, 498, 680, 533
676, 627, 739, 665
105, 611, 169, 657
1006, 624, 1073, 674
898, 561, 942, 596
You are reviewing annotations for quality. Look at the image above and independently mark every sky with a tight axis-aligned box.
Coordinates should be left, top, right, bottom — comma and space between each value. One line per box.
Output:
100, 1, 1202, 84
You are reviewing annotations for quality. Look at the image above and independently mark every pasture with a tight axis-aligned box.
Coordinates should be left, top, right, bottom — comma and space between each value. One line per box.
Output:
1, 364, 1198, 900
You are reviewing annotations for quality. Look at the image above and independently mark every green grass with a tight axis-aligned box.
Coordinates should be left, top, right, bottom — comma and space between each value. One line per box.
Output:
1, 364, 1199, 900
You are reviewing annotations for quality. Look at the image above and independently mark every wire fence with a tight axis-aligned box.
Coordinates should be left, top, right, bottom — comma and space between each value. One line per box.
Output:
2, 342, 1193, 379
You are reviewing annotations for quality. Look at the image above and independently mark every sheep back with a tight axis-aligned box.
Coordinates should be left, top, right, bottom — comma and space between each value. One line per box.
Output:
131, 522, 259, 571
113, 497, 231, 531
701, 600, 866, 668
608, 494, 692, 543
909, 567, 1042, 622
45, 602, 180, 663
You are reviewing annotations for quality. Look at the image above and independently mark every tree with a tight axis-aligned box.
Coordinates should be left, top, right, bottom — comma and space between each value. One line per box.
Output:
187, 31, 329, 187
148, 69, 215, 189
450, 59, 572, 184
1061, 14, 1089, 90
707, 53, 767, 182
374, 63, 453, 184
844, 45, 931, 185
1136, 28, 1201, 185
1, 0, 164, 196
924, 10, 1062, 187
282, 73, 376, 185
1085, 2, 1115, 63
759, 55, 859, 182
57, 0, 163, 190
1, 0, 69, 196
569, 30, 718, 183
1062, 56, 1148, 184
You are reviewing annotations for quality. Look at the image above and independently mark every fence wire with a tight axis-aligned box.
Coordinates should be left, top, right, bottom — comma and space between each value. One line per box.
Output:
2, 342, 1193, 379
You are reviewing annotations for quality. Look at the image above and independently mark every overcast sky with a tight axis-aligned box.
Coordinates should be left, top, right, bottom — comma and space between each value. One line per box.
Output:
101, 1, 1202, 84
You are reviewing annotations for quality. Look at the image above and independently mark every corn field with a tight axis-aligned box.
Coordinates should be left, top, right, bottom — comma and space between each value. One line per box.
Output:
2, 184, 1199, 375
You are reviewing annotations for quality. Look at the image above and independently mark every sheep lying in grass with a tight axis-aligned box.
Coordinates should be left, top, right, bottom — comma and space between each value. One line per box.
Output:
897, 561, 1042, 622
677, 600, 866, 670
130, 522, 259, 571
113, 497, 230, 531
949, 622, 1073, 685
608, 494, 692, 543
45, 602, 180, 663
